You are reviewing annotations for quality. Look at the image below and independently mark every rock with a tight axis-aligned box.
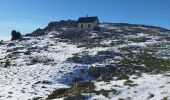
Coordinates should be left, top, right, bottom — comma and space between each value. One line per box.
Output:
41, 80, 53, 85
0, 41, 4, 45
147, 93, 154, 99
11, 30, 22, 40
7, 43, 15, 47
41, 86, 46, 88
34, 81, 41, 84
24, 50, 31, 55
4, 59, 11, 68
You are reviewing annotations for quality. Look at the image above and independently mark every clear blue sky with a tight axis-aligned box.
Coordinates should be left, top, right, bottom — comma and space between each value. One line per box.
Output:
0, 0, 169, 40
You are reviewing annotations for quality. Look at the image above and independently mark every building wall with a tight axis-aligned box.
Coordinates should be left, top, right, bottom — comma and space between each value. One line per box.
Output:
78, 20, 99, 31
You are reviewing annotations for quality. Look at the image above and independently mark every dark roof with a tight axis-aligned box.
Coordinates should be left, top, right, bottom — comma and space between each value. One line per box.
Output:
77, 16, 99, 23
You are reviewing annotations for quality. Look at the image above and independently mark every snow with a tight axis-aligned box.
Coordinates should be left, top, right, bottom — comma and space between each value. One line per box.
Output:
99, 24, 118, 30
100, 40, 113, 45
93, 73, 170, 100
86, 47, 111, 56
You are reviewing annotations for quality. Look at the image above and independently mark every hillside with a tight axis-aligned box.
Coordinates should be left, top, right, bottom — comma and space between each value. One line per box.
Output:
0, 21, 170, 100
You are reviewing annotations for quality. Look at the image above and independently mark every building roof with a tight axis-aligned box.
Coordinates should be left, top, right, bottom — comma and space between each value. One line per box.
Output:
77, 16, 99, 23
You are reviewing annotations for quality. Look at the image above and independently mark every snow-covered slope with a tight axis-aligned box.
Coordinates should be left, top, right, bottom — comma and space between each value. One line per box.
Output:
0, 33, 114, 100
0, 22, 170, 100
0, 35, 83, 99
94, 73, 170, 100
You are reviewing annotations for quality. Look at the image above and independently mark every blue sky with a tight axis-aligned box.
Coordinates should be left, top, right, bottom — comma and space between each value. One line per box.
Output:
0, 0, 169, 40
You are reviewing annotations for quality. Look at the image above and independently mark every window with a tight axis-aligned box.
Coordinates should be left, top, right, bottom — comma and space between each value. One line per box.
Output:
88, 24, 91, 29
81, 24, 83, 29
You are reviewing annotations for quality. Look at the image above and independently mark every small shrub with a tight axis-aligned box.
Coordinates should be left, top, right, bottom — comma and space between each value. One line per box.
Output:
128, 37, 150, 42
110, 40, 123, 46
88, 66, 102, 78
30, 56, 53, 65
63, 94, 85, 100
123, 80, 138, 87
46, 81, 95, 99
46, 88, 68, 99
119, 45, 170, 73
161, 96, 169, 100
95, 89, 117, 97
118, 98, 125, 100
117, 74, 129, 80
32, 97, 43, 100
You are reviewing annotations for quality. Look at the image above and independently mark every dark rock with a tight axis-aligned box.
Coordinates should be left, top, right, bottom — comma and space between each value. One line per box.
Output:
46, 20, 77, 31
34, 81, 41, 84
147, 93, 154, 99
25, 33, 32, 36
24, 50, 31, 55
41, 86, 46, 88
11, 30, 22, 40
12, 47, 25, 51
41, 80, 53, 85
4, 59, 11, 68
32, 28, 47, 36
31, 20, 77, 36
0, 41, 4, 45
7, 43, 15, 47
